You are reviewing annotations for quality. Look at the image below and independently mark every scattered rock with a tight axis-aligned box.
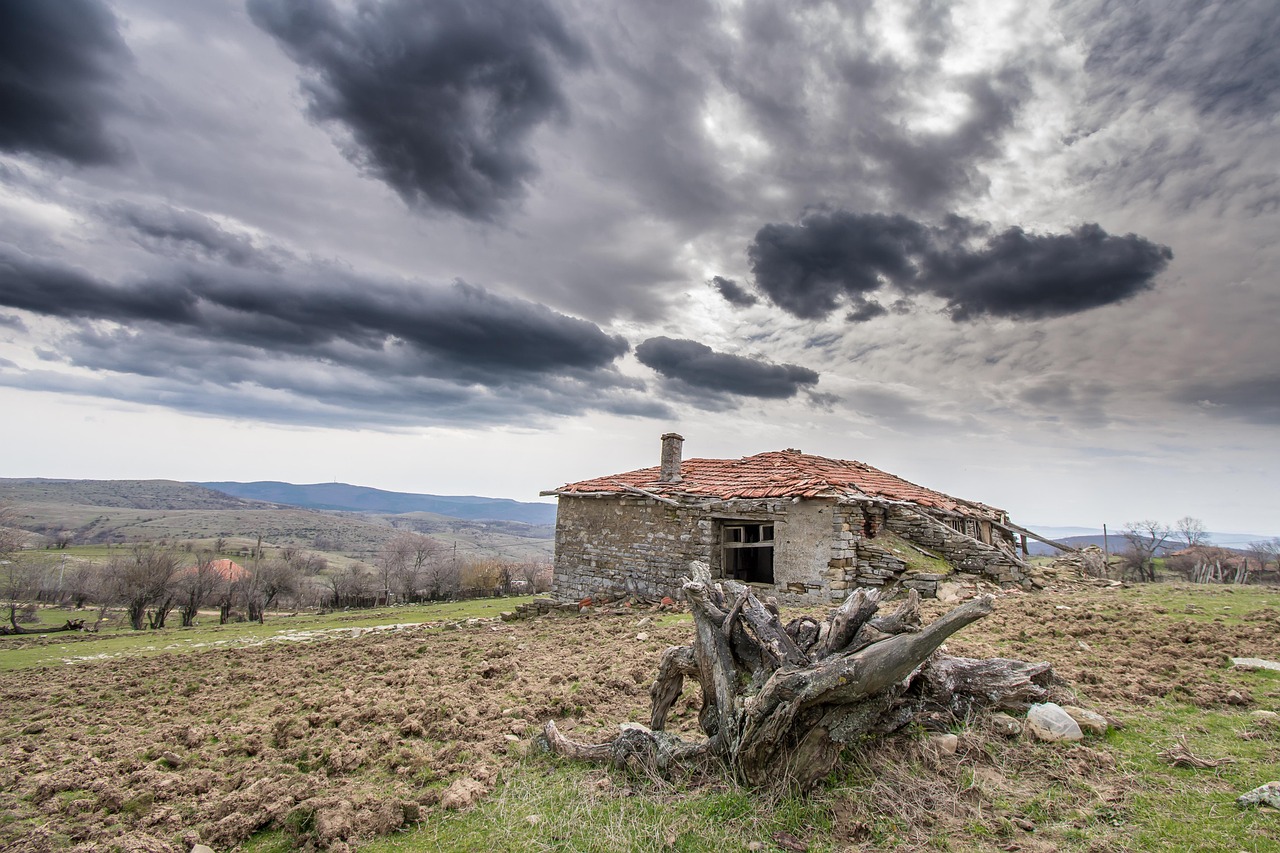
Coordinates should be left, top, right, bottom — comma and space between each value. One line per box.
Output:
929, 733, 959, 755
1231, 657, 1280, 672
771, 830, 808, 852
636, 632, 650, 641
660, 596, 676, 608
1225, 690, 1251, 706
989, 712, 1023, 737
1025, 703, 1083, 743
21, 722, 45, 735
1061, 706, 1108, 736
499, 611, 517, 622
1237, 781, 1280, 809
1249, 710, 1278, 721
440, 777, 487, 810
191, 846, 215, 853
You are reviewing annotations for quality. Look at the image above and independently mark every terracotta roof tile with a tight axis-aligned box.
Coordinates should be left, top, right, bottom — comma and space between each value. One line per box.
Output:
554, 450, 1004, 518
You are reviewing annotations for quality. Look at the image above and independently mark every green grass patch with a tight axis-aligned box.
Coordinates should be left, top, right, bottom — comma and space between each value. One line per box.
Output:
351, 761, 836, 853
0, 596, 534, 671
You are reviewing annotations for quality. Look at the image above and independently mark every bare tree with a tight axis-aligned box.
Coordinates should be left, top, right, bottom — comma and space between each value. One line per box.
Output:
518, 560, 552, 594
108, 544, 181, 630
326, 563, 374, 608
382, 532, 445, 602
1174, 516, 1209, 549
1121, 520, 1171, 582
176, 553, 221, 627
239, 558, 299, 623
1, 506, 43, 633
375, 537, 407, 605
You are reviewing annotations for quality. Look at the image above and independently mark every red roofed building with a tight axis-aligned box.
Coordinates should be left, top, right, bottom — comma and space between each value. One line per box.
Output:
209, 559, 248, 582
543, 434, 1029, 603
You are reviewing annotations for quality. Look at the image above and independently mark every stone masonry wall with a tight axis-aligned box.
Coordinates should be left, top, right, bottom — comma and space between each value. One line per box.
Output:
884, 505, 1028, 587
551, 495, 1028, 605
551, 496, 713, 601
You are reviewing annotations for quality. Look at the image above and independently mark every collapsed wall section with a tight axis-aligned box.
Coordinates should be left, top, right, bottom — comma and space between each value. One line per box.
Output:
883, 505, 1028, 587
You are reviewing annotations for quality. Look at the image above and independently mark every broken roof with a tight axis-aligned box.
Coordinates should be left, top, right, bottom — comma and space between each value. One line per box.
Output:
550, 449, 1006, 518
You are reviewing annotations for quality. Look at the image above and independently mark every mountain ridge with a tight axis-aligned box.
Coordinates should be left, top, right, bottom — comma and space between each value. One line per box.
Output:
196, 481, 557, 525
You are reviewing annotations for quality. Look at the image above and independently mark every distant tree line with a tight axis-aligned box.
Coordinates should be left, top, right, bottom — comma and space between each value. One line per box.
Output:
1117, 517, 1280, 584
0, 508, 551, 633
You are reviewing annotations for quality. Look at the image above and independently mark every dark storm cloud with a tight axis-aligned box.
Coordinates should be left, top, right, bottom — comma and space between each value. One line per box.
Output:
748, 210, 1172, 322
0, 0, 130, 164
0, 246, 629, 386
1073, 0, 1280, 121
635, 336, 819, 399
747, 212, 929, 320
248, 0, 585, 221
920, 223, 1173, 321
710, 276, 757, 307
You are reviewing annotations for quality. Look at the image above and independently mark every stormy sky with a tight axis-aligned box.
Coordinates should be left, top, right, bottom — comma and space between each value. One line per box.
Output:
0, 0, 1276, 534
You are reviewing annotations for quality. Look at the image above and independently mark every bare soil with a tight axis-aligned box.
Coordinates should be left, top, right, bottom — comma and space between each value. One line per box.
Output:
2, 586, 1278, 852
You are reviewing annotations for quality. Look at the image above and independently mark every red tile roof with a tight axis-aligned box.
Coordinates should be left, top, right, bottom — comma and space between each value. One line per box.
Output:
553, 450, 1004, 518
210, 559, 248, 581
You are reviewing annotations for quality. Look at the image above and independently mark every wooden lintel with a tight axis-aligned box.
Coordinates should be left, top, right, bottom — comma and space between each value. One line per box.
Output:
610, 481, 681, 507
993, 517, 1075, 550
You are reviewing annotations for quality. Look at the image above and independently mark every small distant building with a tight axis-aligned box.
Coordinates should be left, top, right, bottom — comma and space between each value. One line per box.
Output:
209, 559, 248, 582
543, 434, 1031, 603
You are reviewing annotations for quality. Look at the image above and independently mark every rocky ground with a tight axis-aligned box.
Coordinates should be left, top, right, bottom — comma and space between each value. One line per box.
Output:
2, 584, 1278, 851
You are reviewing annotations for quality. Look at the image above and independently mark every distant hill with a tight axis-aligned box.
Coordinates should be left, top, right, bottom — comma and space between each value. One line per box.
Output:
0, 478, 266, 510
197, 481, 557, 525
1025, 531, 1274, 557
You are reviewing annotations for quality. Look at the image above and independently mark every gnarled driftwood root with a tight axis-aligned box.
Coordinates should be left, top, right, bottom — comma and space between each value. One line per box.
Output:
541, 563, 1058, 789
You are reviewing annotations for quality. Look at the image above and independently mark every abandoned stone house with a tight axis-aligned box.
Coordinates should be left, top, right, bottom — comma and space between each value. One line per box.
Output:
543, 434, 1032, 604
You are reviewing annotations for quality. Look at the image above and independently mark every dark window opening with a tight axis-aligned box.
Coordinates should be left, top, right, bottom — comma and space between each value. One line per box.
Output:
862, 508, 883, 538
722, 522, 774, 584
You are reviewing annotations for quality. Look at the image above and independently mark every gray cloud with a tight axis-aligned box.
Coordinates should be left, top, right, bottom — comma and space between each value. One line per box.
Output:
1073, 0, 1280, 122
1177, 375, 1280, 427
0, 245, 633, 396
0, 0, 130, 165
710, 275, 757, 307
248, 0, 585, 221
635, 336, 818, 399
101, 201, 273, 269
748, 210, 1172, 322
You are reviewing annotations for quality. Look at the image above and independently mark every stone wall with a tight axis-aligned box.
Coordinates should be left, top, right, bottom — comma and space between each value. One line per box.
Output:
884, 505, 1028, 587
551, 496, 714, 601
550, 494, 1028, 605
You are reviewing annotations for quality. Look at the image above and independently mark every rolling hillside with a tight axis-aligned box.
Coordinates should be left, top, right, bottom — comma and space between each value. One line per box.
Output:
0, 478, 554, 563
197, 481, 556, 524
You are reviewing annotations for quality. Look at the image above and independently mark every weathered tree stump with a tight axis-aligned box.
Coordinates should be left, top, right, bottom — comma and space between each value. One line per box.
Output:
542, 562, 1058, 788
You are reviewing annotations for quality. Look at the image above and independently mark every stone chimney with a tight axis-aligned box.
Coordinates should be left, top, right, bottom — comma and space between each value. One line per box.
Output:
659, 432, 684, 483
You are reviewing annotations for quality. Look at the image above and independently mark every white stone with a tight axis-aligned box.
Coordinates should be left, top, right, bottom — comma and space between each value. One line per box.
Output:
1231, 657, 1280, 672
